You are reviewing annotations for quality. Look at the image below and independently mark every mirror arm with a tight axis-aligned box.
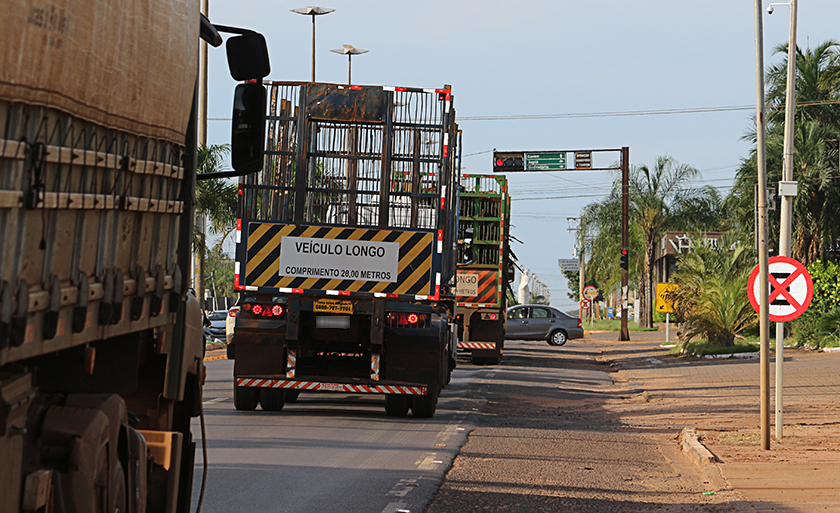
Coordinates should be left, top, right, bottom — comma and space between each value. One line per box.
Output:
196, 169, 257, 181
214, 25, 259, 36
199, 14, 223, 47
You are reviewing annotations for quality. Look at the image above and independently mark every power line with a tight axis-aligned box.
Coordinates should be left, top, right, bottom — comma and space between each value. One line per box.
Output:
457, 100, 840, 122
208, 100, 839, 123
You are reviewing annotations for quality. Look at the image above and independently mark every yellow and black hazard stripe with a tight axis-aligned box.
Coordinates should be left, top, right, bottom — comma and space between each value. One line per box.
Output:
241, 223, 435, 297
456, 269, 501, 307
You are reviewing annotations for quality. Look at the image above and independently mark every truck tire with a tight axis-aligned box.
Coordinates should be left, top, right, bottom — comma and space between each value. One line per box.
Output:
411, 392, 437, 418
285, 390, 300, 403
260, 388, 285, 411
470, 355, 485, 365
548, 329, 568, 346
384, 395, 410, 417
113, 460, 127, 513
226, 343, 235, 359
234, 383, 259, 411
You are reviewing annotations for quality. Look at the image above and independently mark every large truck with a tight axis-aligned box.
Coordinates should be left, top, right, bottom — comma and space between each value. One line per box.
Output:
456, 174, 512, 365
0, 2, 269, 511
230, 82, 459, 418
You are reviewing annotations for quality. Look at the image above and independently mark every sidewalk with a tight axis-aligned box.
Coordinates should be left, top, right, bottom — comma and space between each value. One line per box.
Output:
592, 328, 840, 512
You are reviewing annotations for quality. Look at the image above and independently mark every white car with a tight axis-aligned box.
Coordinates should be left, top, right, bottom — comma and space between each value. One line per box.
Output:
226, 306, 239, 345
204, 310, 227, 343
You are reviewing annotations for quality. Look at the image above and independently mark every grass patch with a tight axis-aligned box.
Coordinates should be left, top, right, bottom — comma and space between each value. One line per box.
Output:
586, 319, 659, 332
676, 339, 759, 357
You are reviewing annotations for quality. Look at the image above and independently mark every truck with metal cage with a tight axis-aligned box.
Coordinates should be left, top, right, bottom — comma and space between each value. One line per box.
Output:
230, 82, 459, 417
456, 174, 512, 365
0, 2, 270, 511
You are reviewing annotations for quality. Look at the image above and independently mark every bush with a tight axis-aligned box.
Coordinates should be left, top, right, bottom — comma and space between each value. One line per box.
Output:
789, 261, 840, 348
791, 310, 821, 348
808, 260, 840, 313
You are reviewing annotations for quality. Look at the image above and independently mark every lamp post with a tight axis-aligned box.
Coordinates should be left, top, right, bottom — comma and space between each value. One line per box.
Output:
767, 0, 798, 442
291, 6, 335, 82
330, 44, 369, 85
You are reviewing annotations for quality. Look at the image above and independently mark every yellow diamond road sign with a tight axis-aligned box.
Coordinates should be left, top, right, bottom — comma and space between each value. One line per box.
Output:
656, 283, 678, 313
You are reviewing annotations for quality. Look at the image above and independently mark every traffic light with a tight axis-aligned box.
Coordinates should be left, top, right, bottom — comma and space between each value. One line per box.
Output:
493, 151, 524, 172
620, 248, 628, 270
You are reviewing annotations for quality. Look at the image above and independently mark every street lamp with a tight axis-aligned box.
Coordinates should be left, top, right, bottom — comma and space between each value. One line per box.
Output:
330, 44, 369, 85
767, 0, 798, 443
291, 6, 335, 82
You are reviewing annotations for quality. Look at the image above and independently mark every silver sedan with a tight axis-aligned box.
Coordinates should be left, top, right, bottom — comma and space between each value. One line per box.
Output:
505, 305, 583, 346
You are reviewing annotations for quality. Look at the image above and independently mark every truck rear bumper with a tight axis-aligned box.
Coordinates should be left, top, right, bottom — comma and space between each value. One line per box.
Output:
458, 341, 496, 350
236, 376, 427, 395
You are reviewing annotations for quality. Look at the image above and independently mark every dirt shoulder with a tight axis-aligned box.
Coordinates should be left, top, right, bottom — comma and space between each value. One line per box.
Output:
425, 338, 737, 512
590, 329, 840, 512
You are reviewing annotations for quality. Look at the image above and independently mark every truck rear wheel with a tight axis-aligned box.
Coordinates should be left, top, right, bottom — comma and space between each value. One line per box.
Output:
384, 395, 410, 417
233, 383, 258, 411
260, 388, 286, 411
411, 393, 437, 418
285, 390, 300, 403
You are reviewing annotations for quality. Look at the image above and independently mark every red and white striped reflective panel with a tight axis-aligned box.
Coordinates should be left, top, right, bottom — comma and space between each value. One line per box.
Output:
236, 378, 427, 395
458, 342, 496, 350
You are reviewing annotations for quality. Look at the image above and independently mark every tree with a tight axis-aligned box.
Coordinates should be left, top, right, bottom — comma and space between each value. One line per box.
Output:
196, 144, 239, 300
582, 156, 724, 328
671, 239, 757, 347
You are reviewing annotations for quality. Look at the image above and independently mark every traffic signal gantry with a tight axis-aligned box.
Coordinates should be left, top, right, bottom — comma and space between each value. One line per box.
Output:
493, 148, 632, 341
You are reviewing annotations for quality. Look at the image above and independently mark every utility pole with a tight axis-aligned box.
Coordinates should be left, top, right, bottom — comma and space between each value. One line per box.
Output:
619, 146, 630, 341
755, 0, 772, 451
568, 217, 583, 319
194, 0, 209, 307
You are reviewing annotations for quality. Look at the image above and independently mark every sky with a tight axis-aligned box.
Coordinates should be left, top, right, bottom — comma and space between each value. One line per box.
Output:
203, 0, 839, 311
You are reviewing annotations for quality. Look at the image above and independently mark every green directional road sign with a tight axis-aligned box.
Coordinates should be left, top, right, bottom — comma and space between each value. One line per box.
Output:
524, 152, 567, 171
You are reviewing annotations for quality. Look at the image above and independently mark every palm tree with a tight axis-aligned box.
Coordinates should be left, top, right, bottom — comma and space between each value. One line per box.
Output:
195, 144, 239, 300
671, 240, 757, 347
727, 40, 840, 264
583, 156, 723, 328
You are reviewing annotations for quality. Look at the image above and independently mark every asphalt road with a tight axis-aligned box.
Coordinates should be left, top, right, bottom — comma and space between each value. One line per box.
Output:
190, 356, 494, 513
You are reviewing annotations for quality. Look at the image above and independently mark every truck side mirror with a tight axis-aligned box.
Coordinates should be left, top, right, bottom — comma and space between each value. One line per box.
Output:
231, 83, 266, 174
462, 227, 474, 265
225, 33, 270, 81
505, 260, 515, 281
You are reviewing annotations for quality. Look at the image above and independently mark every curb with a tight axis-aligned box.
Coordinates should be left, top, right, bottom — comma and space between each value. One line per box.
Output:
823, 347, 840, 353
679, 427, 715, 468
703, 352, 759, 359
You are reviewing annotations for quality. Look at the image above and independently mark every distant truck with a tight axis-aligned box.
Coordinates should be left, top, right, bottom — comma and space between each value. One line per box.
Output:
230, 82, 459, 417
455, 174, 512, 364
0, 2, 269, 511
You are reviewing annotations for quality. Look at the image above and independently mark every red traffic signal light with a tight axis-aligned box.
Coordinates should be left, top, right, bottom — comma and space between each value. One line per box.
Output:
620, 249, 629, 270
493, 151, 524, 172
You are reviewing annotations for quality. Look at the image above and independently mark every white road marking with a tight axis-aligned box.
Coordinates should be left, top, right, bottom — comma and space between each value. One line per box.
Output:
415, 453, 438, 470
380, 502, 408, 513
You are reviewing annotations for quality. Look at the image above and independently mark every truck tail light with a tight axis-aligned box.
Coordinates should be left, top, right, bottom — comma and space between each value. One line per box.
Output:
243, 303, 285, 319
386, 312, 429, 328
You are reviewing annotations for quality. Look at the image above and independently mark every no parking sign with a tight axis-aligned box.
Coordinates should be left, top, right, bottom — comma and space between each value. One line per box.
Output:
747, 256, 813, 322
